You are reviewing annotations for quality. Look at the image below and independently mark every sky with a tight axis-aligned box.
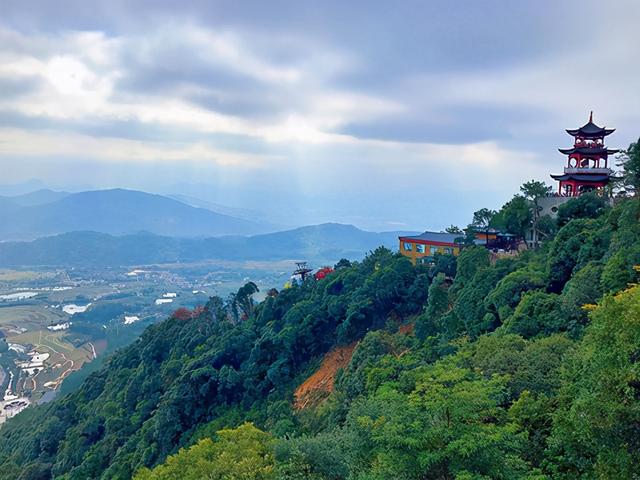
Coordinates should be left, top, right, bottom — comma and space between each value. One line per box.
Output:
1, 0, 639, 231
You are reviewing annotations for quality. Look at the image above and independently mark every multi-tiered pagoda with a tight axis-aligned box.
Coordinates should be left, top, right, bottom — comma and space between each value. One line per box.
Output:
551, 112, 619, 196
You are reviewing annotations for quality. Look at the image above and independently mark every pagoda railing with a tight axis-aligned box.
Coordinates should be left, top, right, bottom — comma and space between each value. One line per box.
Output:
563, 167, 612, 175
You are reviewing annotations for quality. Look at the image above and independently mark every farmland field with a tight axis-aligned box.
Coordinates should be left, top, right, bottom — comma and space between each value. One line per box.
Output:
0, 260, 295, 405
0, 305, 66, 333
0, 270, 47, 282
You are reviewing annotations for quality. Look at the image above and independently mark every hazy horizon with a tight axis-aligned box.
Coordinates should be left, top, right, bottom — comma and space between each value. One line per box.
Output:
1, 0, 639, 231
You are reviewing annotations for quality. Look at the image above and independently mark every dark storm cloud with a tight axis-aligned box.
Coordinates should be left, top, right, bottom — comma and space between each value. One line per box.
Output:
114, 56, 259, 100
185, 90, 289, 120
1, 1, 583, 77
113, 32, 256, 94
93, 15, 339, 123
0, 110, 179, 141
338, 106, 550, 144
113, 36, 297, 121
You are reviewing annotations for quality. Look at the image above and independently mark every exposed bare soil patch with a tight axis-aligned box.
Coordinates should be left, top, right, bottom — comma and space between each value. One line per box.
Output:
294, 341, 358, 410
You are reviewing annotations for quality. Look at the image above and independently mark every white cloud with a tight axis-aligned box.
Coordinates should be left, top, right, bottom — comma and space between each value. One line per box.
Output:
0, 128, 274, 167
0, 24, 404, 147
184, 28, 303, 84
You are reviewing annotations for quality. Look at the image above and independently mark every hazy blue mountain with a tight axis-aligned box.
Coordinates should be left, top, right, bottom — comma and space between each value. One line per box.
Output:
232, 223, 412, 261
0, 179, 48, 196
2, 189, 70, 206
0, 224, 418, 267
167, 193, 287, 231
167, 193, 261, 220
0, 189, 273, 240
0, 197, 21, 217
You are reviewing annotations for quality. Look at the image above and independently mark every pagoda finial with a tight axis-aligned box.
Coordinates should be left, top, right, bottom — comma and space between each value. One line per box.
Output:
589, 110, 593, 123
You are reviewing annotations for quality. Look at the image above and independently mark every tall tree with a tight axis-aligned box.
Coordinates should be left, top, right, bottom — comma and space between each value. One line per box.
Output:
520, 180, 552, 248
491, 195, 532, 239
416, 272, 450, 339
235, 281, 260, 320
617, 138, 640, 197
471, 208, 497, 245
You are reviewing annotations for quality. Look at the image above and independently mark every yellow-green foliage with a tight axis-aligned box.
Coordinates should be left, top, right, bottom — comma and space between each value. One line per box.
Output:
134, 423, 275, 480
547, 285, 640, 478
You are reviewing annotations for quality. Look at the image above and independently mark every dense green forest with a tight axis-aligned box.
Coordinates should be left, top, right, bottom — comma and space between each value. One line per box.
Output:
0, 146, 639, 479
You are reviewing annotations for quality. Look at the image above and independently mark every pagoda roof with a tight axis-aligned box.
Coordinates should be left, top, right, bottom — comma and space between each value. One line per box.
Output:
550, 173, 611, 182
558, 146, 619, 156
566, 112, 615, 138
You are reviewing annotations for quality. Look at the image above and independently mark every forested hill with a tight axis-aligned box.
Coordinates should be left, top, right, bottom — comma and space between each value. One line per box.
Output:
0, 223, 414, 267
0, 196, 639, 479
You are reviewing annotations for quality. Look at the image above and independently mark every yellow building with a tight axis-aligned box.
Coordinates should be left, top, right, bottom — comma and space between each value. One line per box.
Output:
398, 231, 462, 265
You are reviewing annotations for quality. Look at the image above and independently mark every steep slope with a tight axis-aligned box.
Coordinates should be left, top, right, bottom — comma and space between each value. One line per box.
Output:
0, 189, 268, 240
1, 198, 637, 480
0, 247, 423, 479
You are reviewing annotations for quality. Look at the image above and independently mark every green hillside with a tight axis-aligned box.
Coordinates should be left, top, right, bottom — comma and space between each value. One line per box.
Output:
0, 193, 638, 479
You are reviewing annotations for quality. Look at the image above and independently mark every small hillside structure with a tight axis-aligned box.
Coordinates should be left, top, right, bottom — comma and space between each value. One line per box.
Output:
472, 229, 519, 251
398, 232, 462, 265
399, 230, 518, 265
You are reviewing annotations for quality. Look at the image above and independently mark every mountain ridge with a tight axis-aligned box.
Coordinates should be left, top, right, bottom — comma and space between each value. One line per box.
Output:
0, 224, 419, 267
1, 189, 70, 206
0, 188, 274, 240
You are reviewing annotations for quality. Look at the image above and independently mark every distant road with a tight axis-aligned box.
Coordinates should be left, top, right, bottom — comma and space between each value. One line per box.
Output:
88, 342, 97, 360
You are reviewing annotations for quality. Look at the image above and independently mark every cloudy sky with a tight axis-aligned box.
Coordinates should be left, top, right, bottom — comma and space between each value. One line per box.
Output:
1, 0, 639, 230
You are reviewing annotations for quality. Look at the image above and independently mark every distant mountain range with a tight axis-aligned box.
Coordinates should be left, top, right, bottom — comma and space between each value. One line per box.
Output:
0, 187, 416, 265
166, 193, 286, 231
0, 224, 417, 267
3, 189, 71, 206
0, 188, 277, 240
